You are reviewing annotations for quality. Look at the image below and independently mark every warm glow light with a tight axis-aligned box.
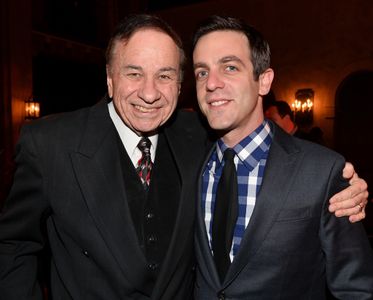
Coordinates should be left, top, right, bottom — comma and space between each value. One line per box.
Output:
292, 99, 302, 111
291, 89, 314, 125
25, 99, 41, 119
291, 98, 313, 112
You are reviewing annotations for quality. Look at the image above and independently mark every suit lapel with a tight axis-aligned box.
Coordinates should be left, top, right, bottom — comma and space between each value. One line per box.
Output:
70, 100, 152, 296
196, 124, 303, 287
152, 113, 212, 297
224, 126, 303, 285
196, 145, 222, 288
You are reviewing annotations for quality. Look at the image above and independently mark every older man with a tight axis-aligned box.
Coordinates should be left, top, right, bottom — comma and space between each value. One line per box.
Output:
0, 15, 209, 300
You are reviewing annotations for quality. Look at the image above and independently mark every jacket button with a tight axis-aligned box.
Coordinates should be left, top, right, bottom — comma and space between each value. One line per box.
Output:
145, 212, 154, 220
217, 291, 225, 300
82, 250, 89, 257
148, 262, 159, 271
147, 234, 157, 244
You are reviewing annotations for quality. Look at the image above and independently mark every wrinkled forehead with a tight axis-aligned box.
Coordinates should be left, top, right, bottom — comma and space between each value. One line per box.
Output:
111, 28, 183, 72
117, 29, 174, 49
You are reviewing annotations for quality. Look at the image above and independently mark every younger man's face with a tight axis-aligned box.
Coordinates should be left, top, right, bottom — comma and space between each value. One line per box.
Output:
193, 30, 273, 146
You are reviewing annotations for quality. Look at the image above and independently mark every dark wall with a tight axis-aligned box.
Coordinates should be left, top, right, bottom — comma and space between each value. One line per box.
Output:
33, 55, 106, 116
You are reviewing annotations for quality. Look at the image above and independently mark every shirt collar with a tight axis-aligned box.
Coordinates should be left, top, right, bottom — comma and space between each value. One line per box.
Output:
108, 101, 158, 160
216, 120, 272, 170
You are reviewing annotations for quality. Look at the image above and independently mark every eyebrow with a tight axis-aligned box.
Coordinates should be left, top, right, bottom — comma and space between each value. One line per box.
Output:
193, 55, 245, 70
193, 62, 208, 70
122, 65, 177, 73
158, 67, 177, 73
219, 55, 245, 66
123, 65, 142, 71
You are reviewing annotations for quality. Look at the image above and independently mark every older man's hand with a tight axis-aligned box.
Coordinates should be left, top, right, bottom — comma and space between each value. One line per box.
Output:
329, 162, 368, 223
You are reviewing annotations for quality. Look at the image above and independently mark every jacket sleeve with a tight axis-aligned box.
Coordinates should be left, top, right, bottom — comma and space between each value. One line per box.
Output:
0, 125, 49, 300
320, 156, 373, 299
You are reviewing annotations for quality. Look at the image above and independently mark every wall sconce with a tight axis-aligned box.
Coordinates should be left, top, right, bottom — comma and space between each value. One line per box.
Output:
291, 89, 314, 126
25, 97, 40, 119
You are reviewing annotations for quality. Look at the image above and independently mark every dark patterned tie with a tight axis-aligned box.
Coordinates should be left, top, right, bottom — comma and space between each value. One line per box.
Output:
136, 137, 153, 189
212, 148, 238, 282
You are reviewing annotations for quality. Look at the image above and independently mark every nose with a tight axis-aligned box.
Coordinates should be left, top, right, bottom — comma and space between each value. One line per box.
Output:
138, 77, 161, 103
206, 70, 225, 91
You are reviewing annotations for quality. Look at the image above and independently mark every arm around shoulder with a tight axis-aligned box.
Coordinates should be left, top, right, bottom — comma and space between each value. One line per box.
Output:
329, 161, 369, 222
321, 157, 373, 299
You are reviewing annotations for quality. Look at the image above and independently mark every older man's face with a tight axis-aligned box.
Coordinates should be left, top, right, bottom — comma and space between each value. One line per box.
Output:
107, 29, 181, 135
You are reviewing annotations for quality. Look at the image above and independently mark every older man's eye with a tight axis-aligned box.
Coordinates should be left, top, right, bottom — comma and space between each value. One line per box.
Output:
159, 74, 171, 80
126, 73, 142, 79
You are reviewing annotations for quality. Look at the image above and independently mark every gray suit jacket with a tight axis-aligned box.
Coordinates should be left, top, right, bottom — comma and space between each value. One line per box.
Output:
0, 98, 210, 300
195, 124, 373, 299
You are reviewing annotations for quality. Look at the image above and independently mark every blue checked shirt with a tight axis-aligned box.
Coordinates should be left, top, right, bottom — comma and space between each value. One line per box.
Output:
202, 120, 273, 261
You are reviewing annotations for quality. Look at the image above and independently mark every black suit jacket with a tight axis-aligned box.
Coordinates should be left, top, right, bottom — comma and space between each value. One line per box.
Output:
195, 124, 373, 299
0, 99, 210, 300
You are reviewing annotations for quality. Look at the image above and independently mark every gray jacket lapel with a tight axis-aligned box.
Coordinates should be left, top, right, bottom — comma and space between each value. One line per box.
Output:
196, 145, 222, 288
224, 125, 303, 286
195, 125, 303, 288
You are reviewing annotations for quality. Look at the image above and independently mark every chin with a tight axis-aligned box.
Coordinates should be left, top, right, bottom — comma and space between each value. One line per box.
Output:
135, 122, 162, 134
207, 119, 230, 130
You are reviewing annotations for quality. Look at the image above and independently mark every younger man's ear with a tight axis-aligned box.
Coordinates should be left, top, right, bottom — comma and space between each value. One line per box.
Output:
259, 68, 274, 96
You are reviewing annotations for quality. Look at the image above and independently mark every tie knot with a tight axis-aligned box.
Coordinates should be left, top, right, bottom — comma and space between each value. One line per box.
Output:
223, 148, 235, 162
138, 137, 151, 156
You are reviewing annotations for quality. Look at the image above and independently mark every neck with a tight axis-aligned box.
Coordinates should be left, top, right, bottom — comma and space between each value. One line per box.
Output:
220, 115, 264, 148
288, 123, 297, 135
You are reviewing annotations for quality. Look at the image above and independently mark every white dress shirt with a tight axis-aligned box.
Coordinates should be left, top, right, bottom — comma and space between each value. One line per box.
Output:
108, 101, 158, 167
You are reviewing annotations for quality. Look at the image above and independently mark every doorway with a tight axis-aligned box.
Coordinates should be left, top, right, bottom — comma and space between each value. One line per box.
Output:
334, 70, 373, 235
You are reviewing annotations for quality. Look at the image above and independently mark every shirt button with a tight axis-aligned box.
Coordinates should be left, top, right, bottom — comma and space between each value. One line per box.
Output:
148, 262, 159, 271
147, 234, 157, 244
